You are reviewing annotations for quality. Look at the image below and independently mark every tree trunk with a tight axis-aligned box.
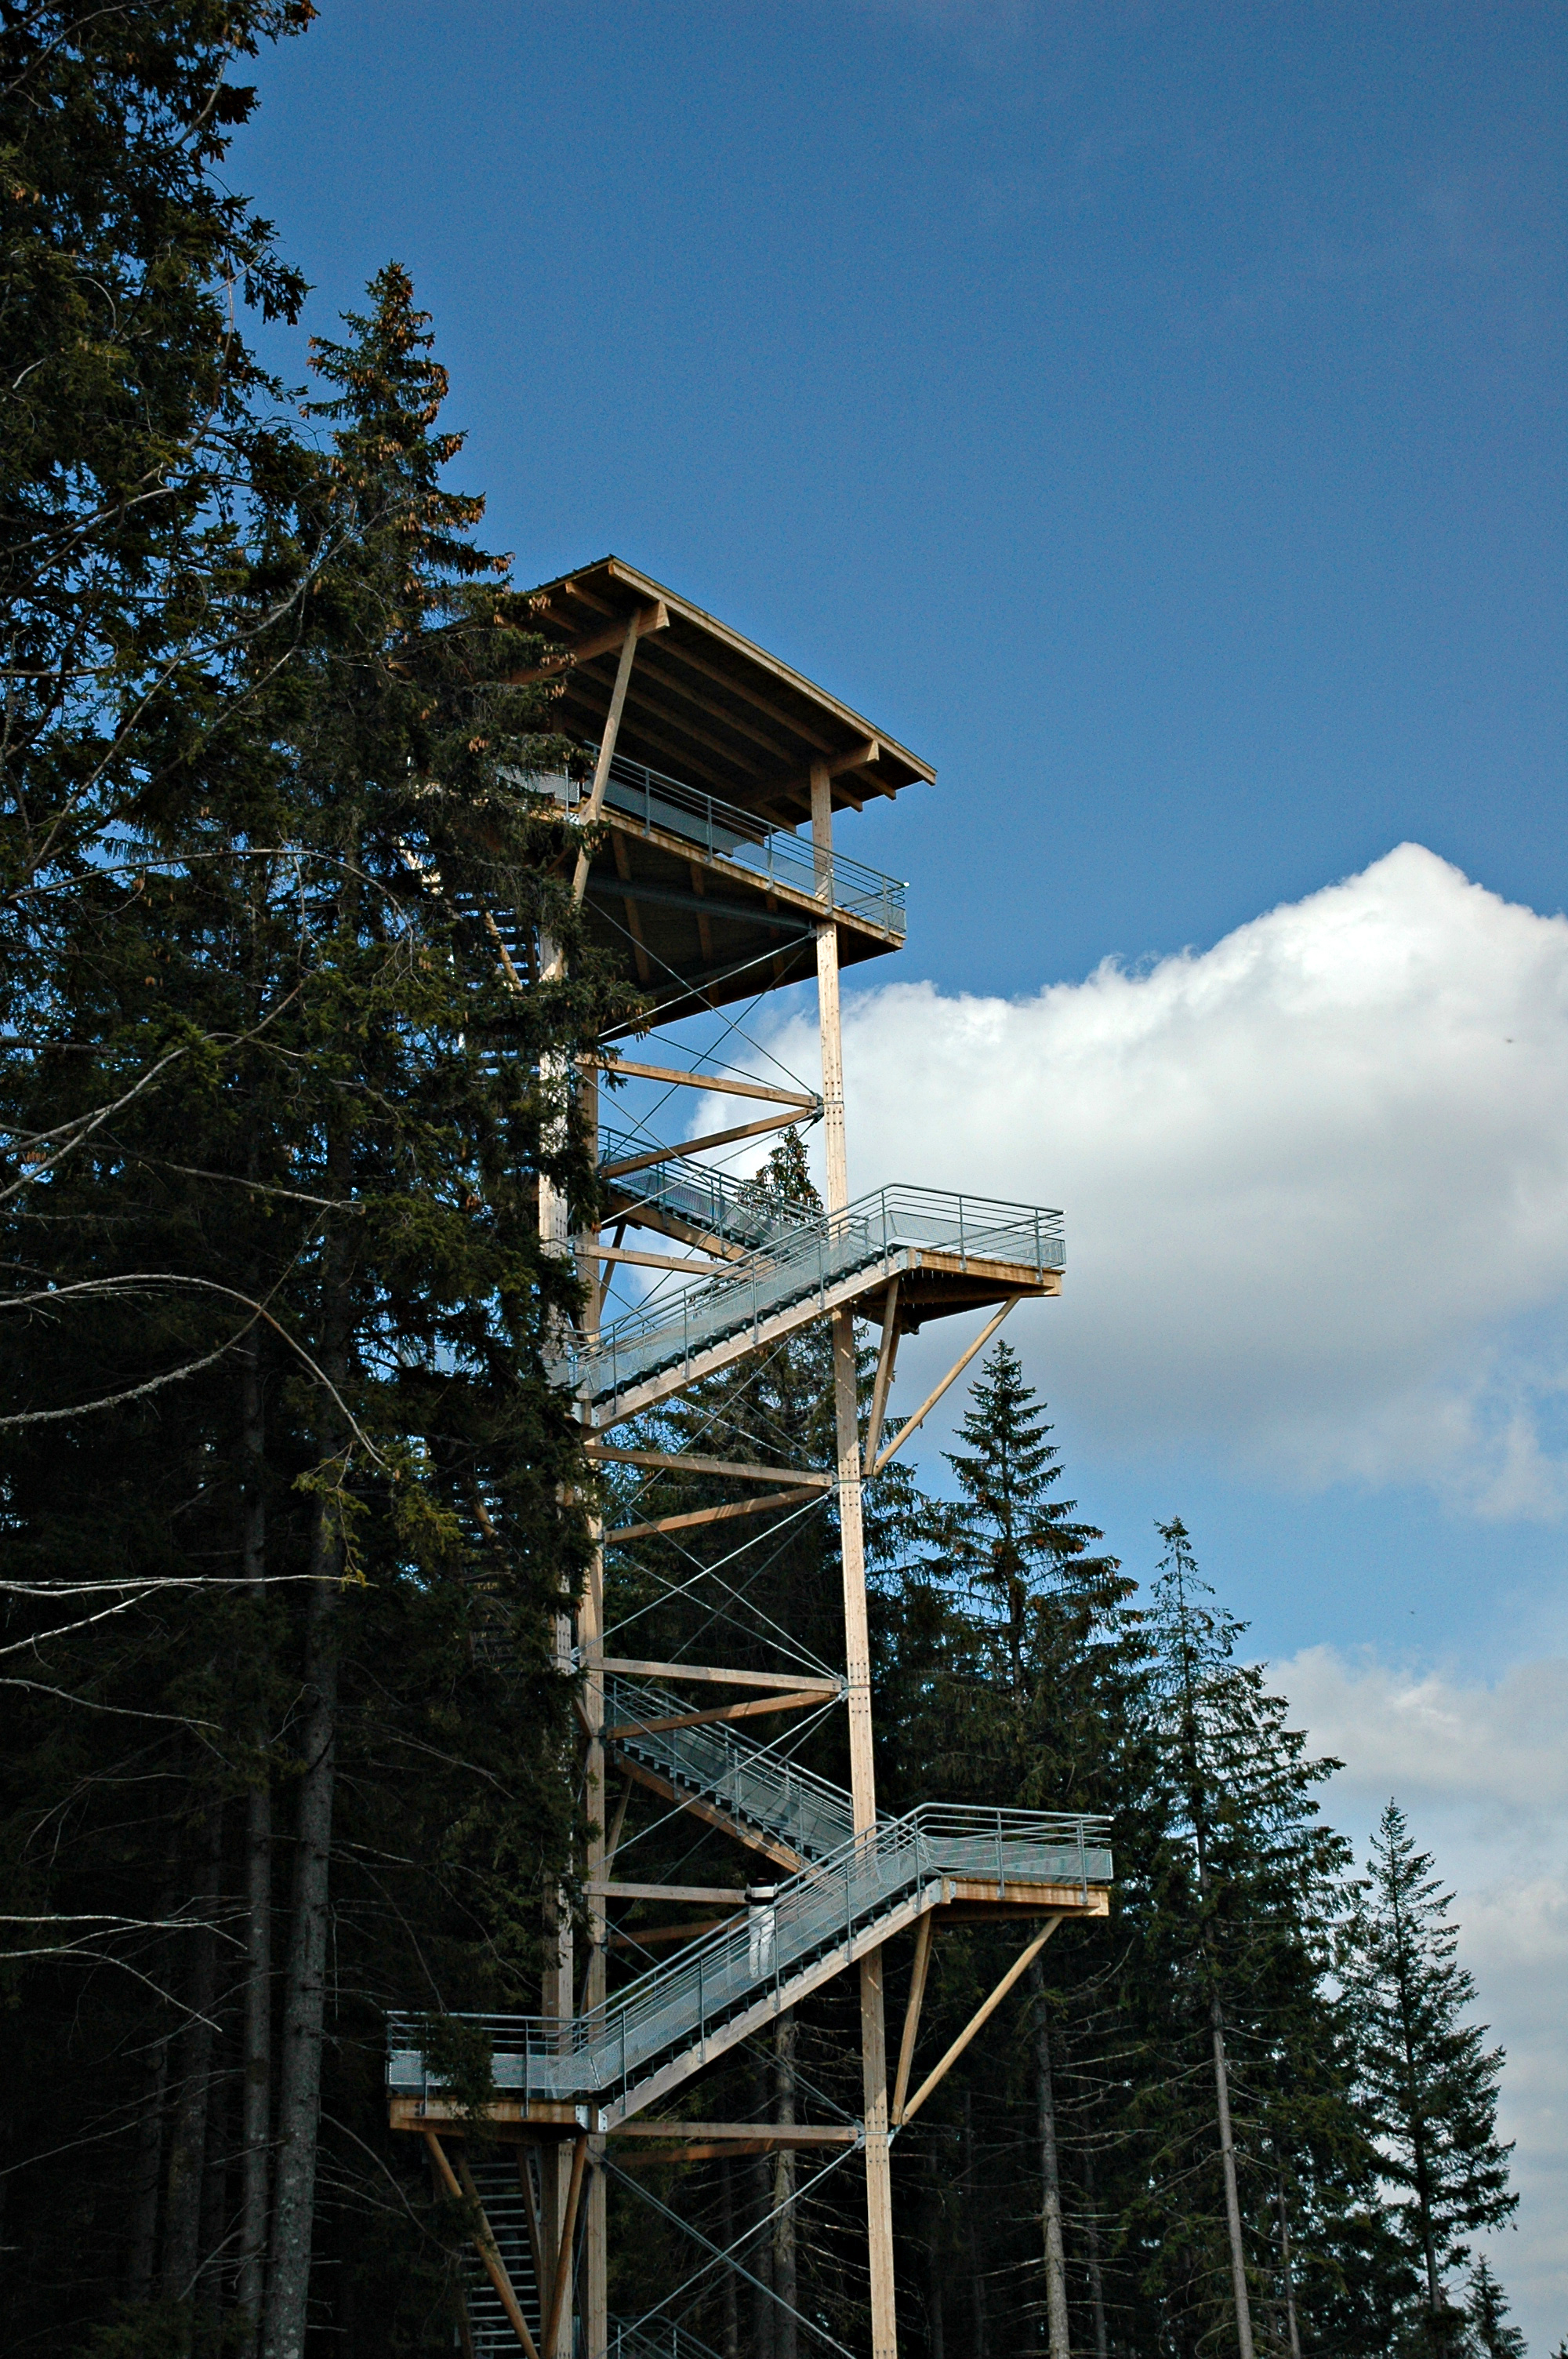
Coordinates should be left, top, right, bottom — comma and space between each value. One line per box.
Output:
772, 2010, 798, 2359
925, 2186, 945, 2359
718, 2154, 740, 2359
1209, 1992, 1255, 2359
128, 2024, 171, 2303
1276, 2175, 1301, 2359
260, 1488, 341, 2359
162, 1802, 226, 2299
239, 1332, 272, 2346
963, 2088, 987, 2359
262, 1176, 350, 2359
1029, 1957, 1071, 2359
750, 2140, 775, 2359
1081, 2138, 1108, 2359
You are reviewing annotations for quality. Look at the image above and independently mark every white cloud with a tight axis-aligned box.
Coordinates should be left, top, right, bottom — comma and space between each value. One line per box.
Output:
719, 844, 1568, 1508
1282, 1648, 1568, 2350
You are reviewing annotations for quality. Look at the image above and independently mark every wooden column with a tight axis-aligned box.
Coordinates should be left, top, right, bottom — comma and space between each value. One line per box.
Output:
579, 1510, 608, 2358
815, 761, 898, 2359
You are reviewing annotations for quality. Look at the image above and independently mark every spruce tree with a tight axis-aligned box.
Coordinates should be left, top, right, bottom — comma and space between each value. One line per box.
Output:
1463, 2259, 1526, 2359
1339, 1801, 1517, 2352
1127, 1518, 1363, 2359
0, 260, 637, 2357
883, 1343, 1143, 2359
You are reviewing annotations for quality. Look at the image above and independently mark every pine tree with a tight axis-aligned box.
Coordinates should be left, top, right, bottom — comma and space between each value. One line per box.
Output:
1340, 1801, 1517, 2352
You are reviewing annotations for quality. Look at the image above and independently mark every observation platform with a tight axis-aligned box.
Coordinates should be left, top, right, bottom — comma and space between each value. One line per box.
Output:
387, 1802, 1111, 2132
555, 1180, 1065, 1426
521, 556, 931, 1027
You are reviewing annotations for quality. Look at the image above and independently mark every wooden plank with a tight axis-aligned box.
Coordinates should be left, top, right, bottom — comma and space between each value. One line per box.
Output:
588, 1881, 746, 1903
581, 1243, 727, 1275
898, 1918, 1062, 2127
891, 1912, 935, 2125
599, 1108, 804, 1180
606, 1688, 831, 1739
584, 1445, 833, 1489
870, 1298, 1021, 1475
605, 1488, 822, 1546
590, 1655, 839, 1693
582, 1054, 816, 1110
608, 2121, 858, 2147
609, 1917, 741, 1948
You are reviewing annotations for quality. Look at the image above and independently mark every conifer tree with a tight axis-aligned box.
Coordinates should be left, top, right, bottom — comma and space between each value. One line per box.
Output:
1339, 1801, 1517, 2352
884, 1344, 1143, 2359
1463, 2259, 1526, 2359
0, 259, 636, 2357
1129, 1518, 1360, 2359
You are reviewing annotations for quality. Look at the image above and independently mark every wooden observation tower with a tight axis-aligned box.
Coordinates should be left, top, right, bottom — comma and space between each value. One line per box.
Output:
387, 558, 1112, 2357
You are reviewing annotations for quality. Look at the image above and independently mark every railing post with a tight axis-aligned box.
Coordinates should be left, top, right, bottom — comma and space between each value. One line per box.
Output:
959, 1196, 967, 1272
995, 1808, 1004, 1898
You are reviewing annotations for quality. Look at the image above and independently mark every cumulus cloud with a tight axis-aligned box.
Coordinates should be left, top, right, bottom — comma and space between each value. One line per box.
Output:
716, 844, 1568, 1508
1282, 1648, 1568, 2345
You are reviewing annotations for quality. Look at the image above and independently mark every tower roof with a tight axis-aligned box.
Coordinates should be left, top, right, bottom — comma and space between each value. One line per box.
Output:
522, 556, 935, 821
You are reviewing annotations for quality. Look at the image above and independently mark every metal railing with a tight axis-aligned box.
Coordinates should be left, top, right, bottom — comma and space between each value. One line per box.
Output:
537, 754, 908, 936
604, 1677, 852, 1863
600, 1129, 811, 1257
387, 1803, 1111, 2114
554, 1183, 1065, 1409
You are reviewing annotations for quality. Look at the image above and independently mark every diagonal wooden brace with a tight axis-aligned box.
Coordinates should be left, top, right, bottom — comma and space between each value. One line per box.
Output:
424, 2129, 539, 2358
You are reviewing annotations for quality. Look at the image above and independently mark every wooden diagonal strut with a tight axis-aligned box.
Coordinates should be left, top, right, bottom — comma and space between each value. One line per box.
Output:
896, 1917, 1062, 2128
543, 2133, 589, 2359
606, 1689, 837, 1739
863, 1278, 900, 1470
423, 2130, 539, 2359
891, 1912, 935, 2124
870, 1296, 1020, 1476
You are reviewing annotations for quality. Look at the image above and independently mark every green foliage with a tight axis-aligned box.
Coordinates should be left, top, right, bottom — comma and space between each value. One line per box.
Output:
1340, 1801, 1518, 2328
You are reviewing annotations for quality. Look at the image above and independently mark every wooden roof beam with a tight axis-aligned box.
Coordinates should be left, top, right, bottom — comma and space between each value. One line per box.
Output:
638, 631, 840, 754
507, 599, 667, 686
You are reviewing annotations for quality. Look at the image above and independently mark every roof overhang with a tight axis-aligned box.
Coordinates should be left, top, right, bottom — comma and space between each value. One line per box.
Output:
520, 556, 935, 823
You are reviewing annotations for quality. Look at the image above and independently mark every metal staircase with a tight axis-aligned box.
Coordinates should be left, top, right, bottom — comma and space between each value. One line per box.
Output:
389, 1798, 1109, 2127
600, 1129, 810, 1259
461, 2153, 543, 2357
556, 1183, 1065, 1418
604, 1675, 855, 1868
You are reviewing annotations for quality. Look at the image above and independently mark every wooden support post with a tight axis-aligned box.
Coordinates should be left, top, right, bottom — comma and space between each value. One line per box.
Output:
424, 2131, 539, 2359
815, 760, 896, 2358
871, 1297, 1021, 1475
891, 1912, 935, 2124
811, 763, 848, 1209
543, 2134, 590, 2359
864, 1278, 900, 1470
898, 1918, 1062, 2127
572, 614, 644, 906
579, 1503, 607, 2354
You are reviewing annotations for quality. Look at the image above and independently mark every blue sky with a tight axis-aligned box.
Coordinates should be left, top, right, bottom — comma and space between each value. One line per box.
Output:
232, 5, 1566, 2331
